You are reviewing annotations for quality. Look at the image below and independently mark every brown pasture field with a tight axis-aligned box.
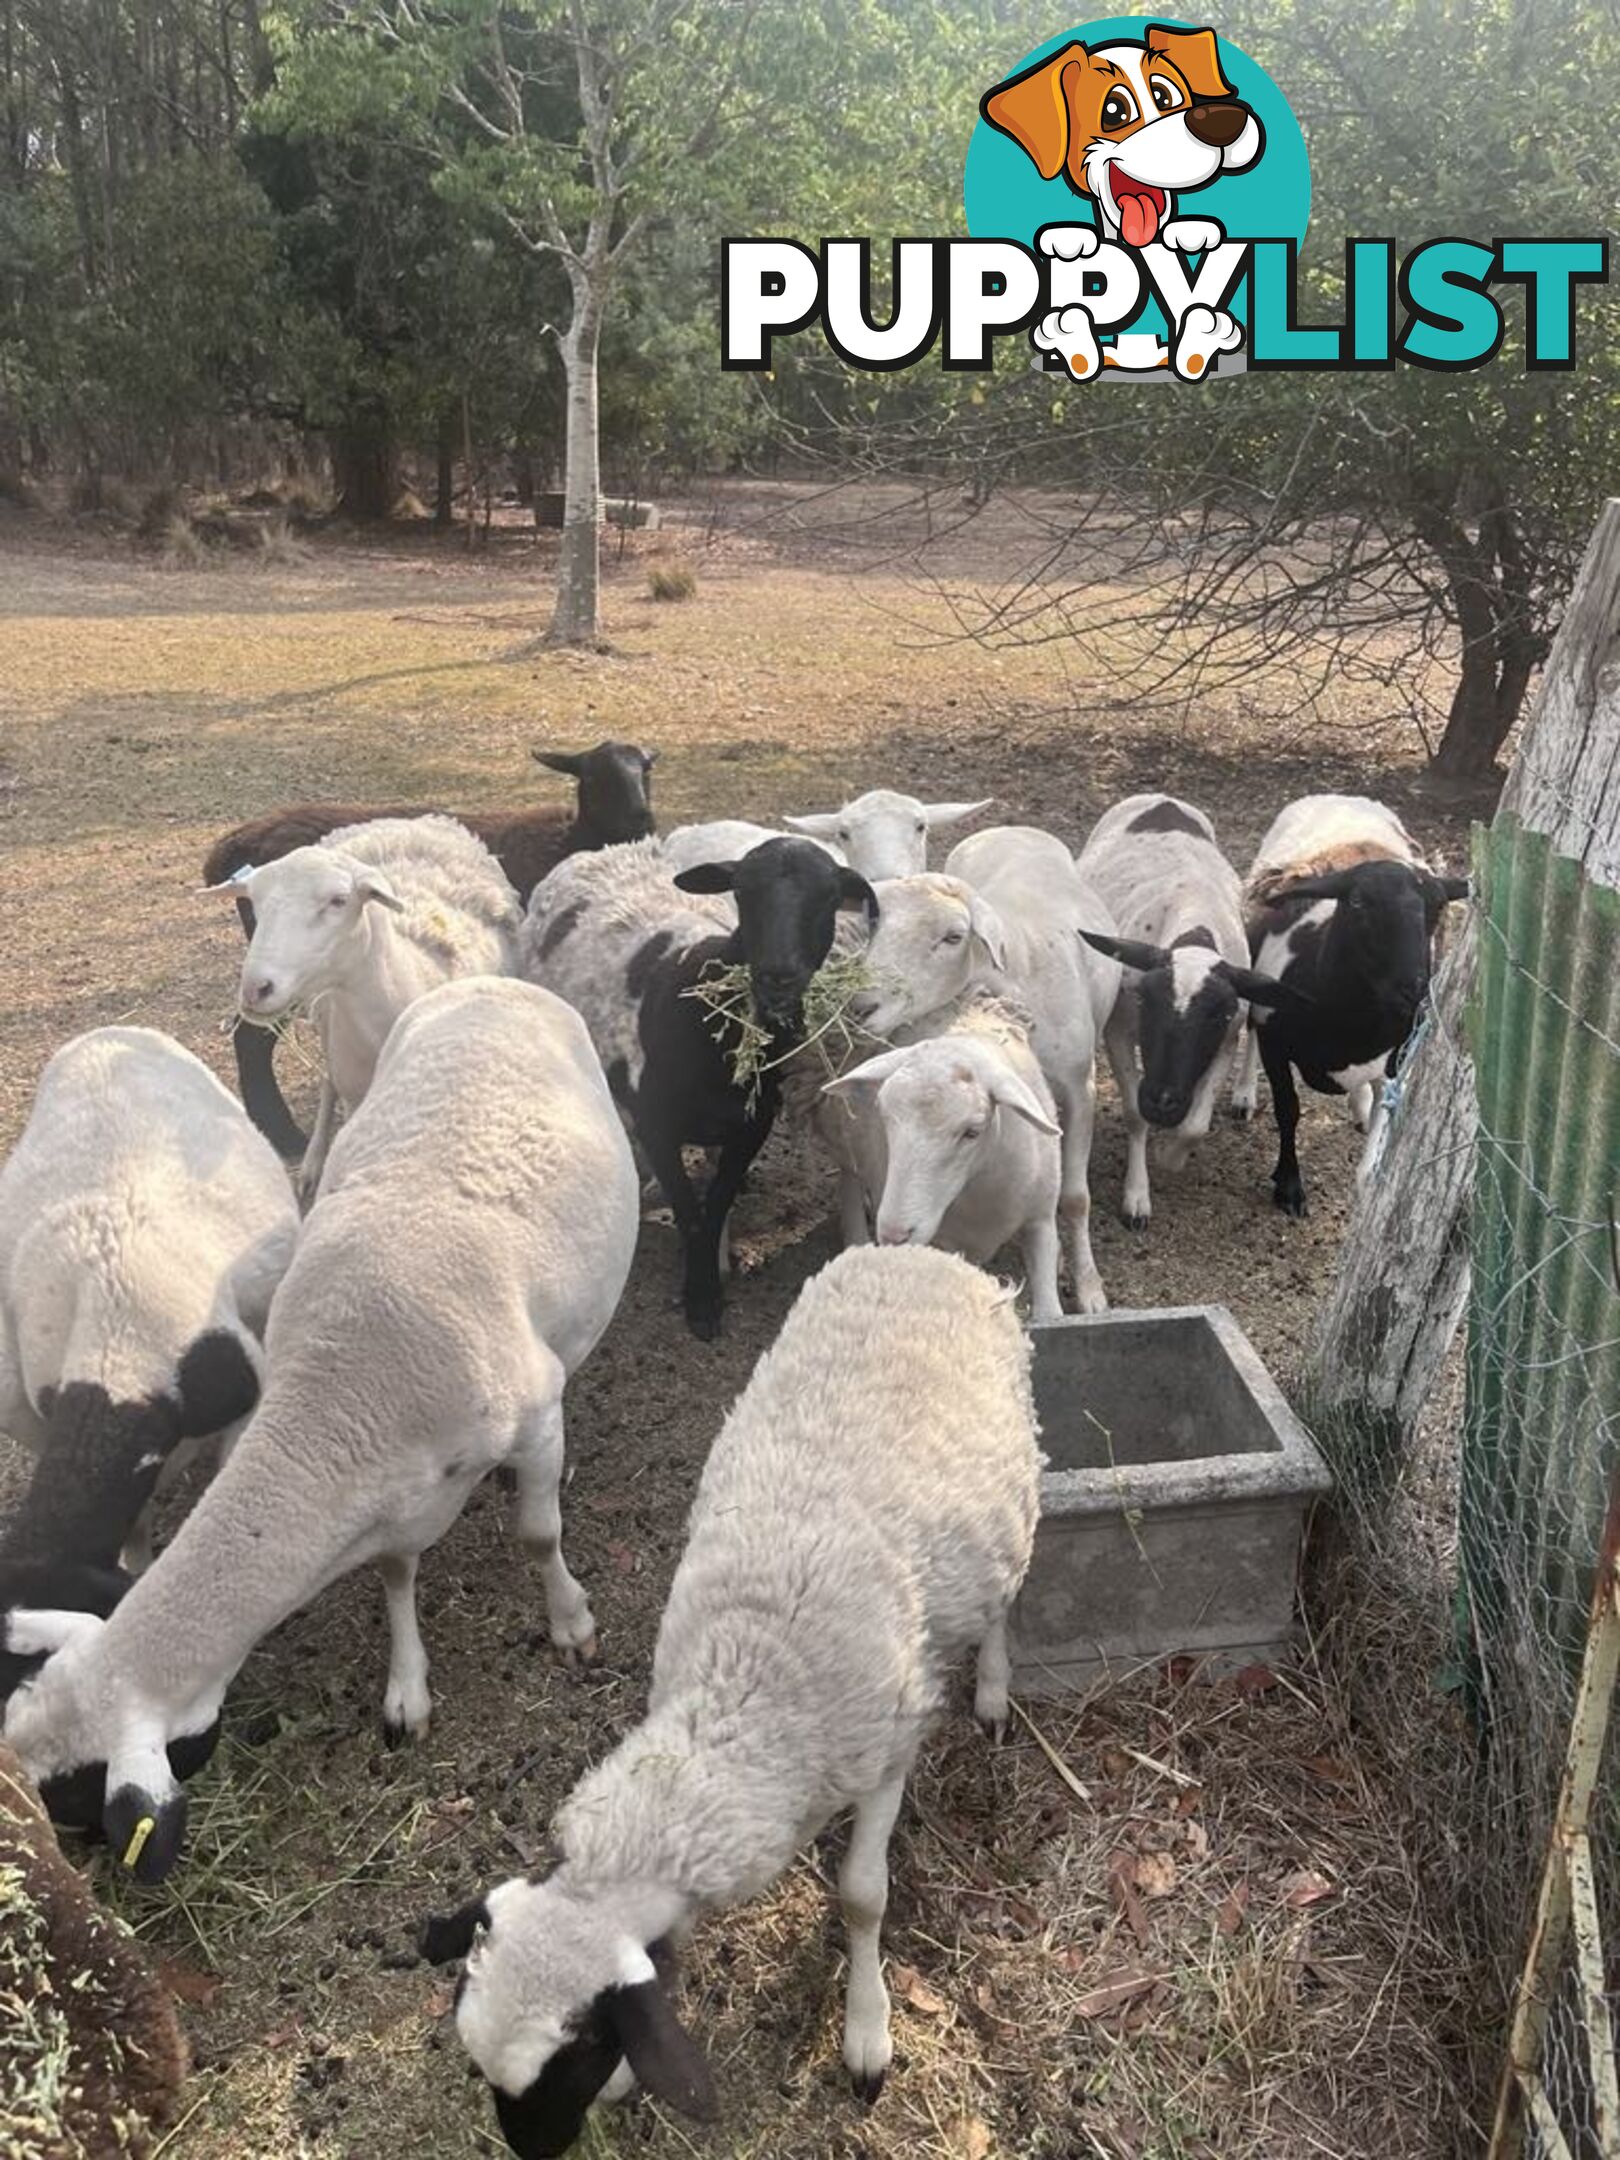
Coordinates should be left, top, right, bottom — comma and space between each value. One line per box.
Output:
0, 483, 1497, 2159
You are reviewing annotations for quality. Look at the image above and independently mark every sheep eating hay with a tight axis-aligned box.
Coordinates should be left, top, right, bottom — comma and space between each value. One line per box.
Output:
422, 1245, 1041, 2155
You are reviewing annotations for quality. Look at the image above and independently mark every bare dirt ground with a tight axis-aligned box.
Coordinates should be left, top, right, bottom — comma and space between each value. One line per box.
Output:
0, 482, 1498, 2160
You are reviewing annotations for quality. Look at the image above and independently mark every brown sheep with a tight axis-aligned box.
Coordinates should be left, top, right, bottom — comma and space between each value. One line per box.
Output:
0, 1743, 187, 2157
202, 742, 656, 1158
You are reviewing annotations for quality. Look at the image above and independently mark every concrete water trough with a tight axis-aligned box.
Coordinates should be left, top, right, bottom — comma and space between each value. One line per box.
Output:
1009, 1305, 1331, 1696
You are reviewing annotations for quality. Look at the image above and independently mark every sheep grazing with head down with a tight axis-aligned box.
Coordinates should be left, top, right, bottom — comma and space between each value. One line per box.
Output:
525, 835, 878, 1338
1229, 794, 1469, 1215
1076, 794, 1308, 1229
421, 1244, 1041, 2157
225, 812, 521, 1195
818, 995, 1063, 1319
845, 830, 1121, 1313
4, 978, 639, 1885
205, 742, 656, 1159
783, 788, 993, 880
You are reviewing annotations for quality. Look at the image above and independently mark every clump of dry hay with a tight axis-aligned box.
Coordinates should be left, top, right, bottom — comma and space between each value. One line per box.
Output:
681, 951, 874, 1105
648, 559, 697, 602
255, 514, 310, 568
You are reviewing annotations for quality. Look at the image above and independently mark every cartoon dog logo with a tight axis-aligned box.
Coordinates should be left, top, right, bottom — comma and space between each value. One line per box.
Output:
981, 24, 1263, 379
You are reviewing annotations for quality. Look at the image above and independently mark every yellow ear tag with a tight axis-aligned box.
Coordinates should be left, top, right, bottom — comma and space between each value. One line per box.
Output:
122, 1815, 156, 1870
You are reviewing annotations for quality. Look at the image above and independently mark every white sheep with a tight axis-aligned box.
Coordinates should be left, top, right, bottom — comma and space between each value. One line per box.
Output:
848, 832, 1121, 1312
819, 996, 1062, 1319
1076, 794, 1296, 1228
3, 978, 638, 1884
784, 788, 992, 879
421, 1245, 1041, 2152
225, 812, 521, 1195
0, 1027, 298, 1576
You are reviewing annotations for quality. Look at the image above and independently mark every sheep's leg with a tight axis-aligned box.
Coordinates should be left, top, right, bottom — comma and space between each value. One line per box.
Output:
1056, 1070, 1107, 1315
1021, 1213, 1062, 1324
0, 1320, 41, 1448
1103, 1010, 1151, 1229
1230, 1015, 1260, 1120
296, 1080, 339, 1207
841, 1771, 907, 2104
974, 1610, 1013, 1741
512, 1401, 596, 1660
1356, 1053, 1399, 1186
684, 1112, 774, 1341
378, 1552, 432, 1744
638, 1117, 704, 1298
1259, 1032, 1307, 1217
1347, 1079, 1375, 1133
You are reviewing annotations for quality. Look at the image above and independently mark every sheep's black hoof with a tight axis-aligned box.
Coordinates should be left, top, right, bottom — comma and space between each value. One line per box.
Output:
381, 1713, 412, 1750
1122, 1209, 1150, 1233
850, 2067, 887, 2107
1272, 1179, 1307, 1218
684, 1301, 724, 1342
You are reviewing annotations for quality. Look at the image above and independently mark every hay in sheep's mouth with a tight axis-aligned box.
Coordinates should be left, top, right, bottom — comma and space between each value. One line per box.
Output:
680, 951, 877, 1106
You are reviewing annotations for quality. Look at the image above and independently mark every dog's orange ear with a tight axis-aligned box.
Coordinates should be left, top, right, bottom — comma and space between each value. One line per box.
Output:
1144, 24, 1235, 101
981, 46, 1084, 181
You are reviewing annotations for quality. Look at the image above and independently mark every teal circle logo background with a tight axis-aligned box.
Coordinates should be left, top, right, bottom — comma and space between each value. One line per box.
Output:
963, 18, 1311, 274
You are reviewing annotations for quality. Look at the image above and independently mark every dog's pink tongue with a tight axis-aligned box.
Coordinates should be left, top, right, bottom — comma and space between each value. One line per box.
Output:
1119, 192, 1158, 248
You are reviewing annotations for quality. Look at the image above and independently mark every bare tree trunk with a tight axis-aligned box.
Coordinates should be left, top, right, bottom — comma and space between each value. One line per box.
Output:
434, 410, 454, 528
330, 408, 395, 521
1426, 508, 1539, 780
547, 294, 602, 646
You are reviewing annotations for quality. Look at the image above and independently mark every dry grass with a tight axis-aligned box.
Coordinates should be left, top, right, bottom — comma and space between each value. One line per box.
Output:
649, 558, 698, 602
0, 481, 1498, 2159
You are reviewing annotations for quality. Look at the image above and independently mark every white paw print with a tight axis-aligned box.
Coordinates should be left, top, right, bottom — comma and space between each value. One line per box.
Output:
1038, 223, 1101, 261
1172, 303, 1243, 379
1032, 304, 1101, 381
1160, 216, 1225, 253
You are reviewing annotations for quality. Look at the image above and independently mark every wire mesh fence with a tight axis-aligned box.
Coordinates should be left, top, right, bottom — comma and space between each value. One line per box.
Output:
1301, 509, 1620, 2152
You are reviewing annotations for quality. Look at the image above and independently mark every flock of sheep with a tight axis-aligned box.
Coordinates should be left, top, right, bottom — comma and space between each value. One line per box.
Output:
0, 741, 1465, 2157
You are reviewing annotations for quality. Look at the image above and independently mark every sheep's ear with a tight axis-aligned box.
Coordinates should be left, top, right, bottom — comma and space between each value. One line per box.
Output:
418, 1898, 491, 1964
1432, 872, 1470, 903
1217, 961, 1316, 1014
355, 870, 406, 914
920, 798, 993, 829
4, 1606, 106, 1657
783, 811, 839, 839
104, 1782, 189, 1884
610, 1976, 719, 2122
837, 869, 880, 925
989, 1068, 1062, 1135
200, 865, 255, 896
969, 895, 1009, 970
822, 1048, 910, 1096
1079, 929, 1170, 974
533, 748, 586, 777
640, 747, 659, 769
1270, 871, 1353, 903
673, 860, 738, 895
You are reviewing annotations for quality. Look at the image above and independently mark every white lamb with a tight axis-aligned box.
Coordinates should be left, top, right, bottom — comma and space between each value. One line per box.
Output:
3, 978, 638, 1885
226, 812, 521, 1196
660, 820, 844, 875
784, 788, 993, 879
848, 830, 1122, 1312
819, 996, 1063, 1320
0, 1027, 298, 1576
421, 1245, 1041, 2154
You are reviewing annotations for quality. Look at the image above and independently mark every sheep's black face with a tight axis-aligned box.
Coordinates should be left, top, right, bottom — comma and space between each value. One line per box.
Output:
730, 839, 878, 1038
1324, 862, 1439, 1026
1134, 948, 1240, 1130
490, 1997, 623, 2159
576, 742, 657, 843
